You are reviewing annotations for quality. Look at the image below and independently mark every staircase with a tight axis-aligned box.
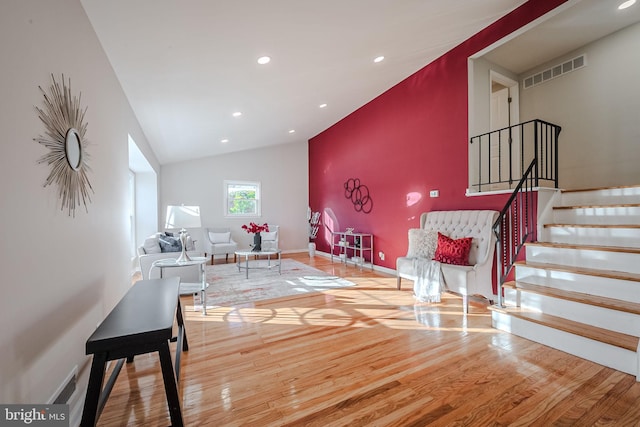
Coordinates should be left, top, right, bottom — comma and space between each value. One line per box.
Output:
490, 185, 640, 379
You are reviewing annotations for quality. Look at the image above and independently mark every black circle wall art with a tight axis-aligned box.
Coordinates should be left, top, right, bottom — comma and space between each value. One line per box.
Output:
344, 178, 373, 214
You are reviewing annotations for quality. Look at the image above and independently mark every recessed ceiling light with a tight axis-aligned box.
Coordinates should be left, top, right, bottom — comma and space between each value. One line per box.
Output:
619, 0, 636, 9
319, 103, 327, 109
374, 56, 385, 63
232, 111, 242, 117
257, 56, 271, 65
221, 138, 229, 143
288, 129, 295, 134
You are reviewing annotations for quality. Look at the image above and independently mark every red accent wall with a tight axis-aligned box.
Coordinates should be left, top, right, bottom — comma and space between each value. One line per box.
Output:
309, 0, 566, 271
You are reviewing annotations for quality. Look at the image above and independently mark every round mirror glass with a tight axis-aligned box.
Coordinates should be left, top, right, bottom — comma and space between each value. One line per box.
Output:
65, 128, 82, 170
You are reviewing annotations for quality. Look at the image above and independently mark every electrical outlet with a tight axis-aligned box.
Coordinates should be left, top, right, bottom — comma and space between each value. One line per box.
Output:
378, 251, 385, 261
429, 190, 439, 197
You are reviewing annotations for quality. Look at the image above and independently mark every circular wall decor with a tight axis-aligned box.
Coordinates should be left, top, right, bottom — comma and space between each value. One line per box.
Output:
34, 74, 93, 217
344, 178, 373, 214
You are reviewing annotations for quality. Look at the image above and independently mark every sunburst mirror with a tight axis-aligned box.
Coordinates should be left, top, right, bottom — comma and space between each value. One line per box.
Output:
34, 74, 93, 217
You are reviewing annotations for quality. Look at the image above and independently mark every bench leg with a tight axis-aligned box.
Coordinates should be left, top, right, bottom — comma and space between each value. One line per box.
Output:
81, 352, 107, 427
158, 341, 184, 427
210, 254, 214, 265
176, 298, 189, 352
174, 298, 189, 381
462, 294, 469, 314
397, 276, 401, 290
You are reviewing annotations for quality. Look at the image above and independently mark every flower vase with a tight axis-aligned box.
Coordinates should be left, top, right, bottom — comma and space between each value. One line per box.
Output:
252, 232, 262, 252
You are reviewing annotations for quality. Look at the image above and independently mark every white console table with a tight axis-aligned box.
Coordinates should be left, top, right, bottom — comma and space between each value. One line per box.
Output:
330, 231, 374, 270
152, 257, 208, 315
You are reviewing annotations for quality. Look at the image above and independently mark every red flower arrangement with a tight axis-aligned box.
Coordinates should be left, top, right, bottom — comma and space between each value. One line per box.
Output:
241, 222, 269, 234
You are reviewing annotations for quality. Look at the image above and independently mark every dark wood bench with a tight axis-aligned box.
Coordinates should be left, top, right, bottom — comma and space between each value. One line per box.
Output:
80, 277, 188, 426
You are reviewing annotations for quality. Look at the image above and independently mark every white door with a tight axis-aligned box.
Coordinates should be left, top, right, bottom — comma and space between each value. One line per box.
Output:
491, 87, 510, 130
490, 87, 510, 189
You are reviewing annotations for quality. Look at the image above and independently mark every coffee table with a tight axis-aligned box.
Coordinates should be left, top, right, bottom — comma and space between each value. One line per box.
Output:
235, 249, 282, 279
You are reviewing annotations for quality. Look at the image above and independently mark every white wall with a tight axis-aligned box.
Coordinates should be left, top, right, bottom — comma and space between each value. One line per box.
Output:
520, 22, 640, 189
0, 0, 156, 419
160, 142, 310, 252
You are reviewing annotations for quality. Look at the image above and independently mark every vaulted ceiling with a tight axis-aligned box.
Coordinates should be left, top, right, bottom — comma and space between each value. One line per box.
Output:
80, 0, 529, 164
80, 0, 640, 166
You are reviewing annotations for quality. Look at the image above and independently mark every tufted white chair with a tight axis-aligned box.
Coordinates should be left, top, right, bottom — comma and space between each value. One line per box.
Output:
204, 227, 238, 264
396, 210, 498, 313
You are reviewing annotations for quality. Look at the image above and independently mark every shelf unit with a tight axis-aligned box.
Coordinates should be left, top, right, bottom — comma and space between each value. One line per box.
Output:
330, 231, 374, 270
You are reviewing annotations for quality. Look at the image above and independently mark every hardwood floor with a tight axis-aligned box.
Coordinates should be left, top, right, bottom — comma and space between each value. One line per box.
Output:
100, 254, 640, 426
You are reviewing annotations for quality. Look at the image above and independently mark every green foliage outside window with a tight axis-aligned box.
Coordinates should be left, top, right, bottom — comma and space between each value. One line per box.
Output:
225, 181, 260, 216
228, 189, 256, 214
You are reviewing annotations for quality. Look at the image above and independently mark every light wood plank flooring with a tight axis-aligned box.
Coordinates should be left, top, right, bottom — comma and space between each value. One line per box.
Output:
99, 254, 640, 426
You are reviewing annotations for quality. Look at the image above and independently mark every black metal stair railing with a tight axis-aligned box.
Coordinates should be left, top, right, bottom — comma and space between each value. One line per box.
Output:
492, 159, 538, 307
470, 119, 562, 192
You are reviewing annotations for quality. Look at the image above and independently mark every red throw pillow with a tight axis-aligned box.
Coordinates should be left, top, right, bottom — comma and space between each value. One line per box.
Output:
434, 232, 472, 266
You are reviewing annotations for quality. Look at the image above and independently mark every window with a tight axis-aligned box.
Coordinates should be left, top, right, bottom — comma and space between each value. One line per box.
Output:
128, 170, 136, 258
224, 180, 261, 217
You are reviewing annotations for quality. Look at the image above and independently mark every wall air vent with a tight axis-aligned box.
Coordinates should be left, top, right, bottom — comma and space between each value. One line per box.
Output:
523, 54, 586, 89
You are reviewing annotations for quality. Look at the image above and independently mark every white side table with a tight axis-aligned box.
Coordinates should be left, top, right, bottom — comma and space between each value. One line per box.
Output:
152, 257, 208, 315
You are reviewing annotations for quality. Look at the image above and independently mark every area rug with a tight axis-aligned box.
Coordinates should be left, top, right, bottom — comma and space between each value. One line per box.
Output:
201, 258, 355, 307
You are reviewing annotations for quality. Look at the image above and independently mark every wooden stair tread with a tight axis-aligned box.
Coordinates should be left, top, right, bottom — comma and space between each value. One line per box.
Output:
489, 305, 639, 352
503, 280, 640, 315
544, 223, 640, 229
554, 203, 640, 210
526, 241, 640, 255
561, 185, 640, 193
516, 260, 640, 283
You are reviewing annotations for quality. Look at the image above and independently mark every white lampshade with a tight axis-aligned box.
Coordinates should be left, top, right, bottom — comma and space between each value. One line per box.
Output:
165, 205, 201, 229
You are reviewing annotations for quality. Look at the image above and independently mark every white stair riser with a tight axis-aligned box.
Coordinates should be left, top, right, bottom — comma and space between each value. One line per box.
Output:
553, 206, 640, 225
503, 287, 519, 306
561, 188, 640, 206
546, 226, 640, 248
492, 311, 638, 377
515, 267, 640, 303
526, 245, 640, 275
514, 292, 640, 336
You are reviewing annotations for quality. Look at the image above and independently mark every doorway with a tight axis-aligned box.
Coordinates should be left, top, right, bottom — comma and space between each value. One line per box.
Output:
489, 71, 519, 190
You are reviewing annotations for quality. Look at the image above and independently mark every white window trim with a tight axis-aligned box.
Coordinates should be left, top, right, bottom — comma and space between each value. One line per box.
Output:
128, 169, 136, 258
224, 180, 262, 217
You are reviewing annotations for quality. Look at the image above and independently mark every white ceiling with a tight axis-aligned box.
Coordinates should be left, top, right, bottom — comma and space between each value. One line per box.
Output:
80, 0, 640, 166
80, 0, 528, 164
483, 0, 640, 74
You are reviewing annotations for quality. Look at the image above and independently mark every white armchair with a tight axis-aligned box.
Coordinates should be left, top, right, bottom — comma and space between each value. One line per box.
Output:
261, 225, 279, 251
205, 227, 238, 264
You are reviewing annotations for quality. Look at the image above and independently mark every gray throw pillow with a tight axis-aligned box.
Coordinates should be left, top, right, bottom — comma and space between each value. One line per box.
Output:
407, 229, 438, 259
159, 235, 182, 252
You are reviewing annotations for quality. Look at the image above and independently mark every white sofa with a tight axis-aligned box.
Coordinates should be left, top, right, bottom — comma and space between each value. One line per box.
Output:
396, 210, 499, 312
137, 232, 204, 293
